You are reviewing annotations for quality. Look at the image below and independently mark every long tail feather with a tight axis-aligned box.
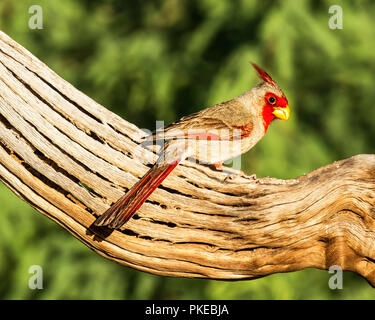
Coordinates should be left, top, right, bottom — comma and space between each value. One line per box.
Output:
94, 160, 180, 229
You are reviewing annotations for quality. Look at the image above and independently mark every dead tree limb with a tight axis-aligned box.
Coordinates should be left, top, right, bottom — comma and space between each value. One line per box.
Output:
0, 31, 374, 285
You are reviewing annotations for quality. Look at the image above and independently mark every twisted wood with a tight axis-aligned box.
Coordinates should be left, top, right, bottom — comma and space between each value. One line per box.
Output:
0, 31, 374, 285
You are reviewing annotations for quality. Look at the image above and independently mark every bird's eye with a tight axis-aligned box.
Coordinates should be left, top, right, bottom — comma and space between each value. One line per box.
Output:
268, 96, 276, 104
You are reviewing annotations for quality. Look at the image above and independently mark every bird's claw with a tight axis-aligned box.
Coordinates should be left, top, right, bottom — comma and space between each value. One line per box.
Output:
224, 172, 257, 182
248, 173, 257, 180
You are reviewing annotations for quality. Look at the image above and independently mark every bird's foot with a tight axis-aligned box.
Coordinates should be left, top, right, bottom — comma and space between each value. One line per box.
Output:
224, 173, 257, 183
249, 173, 257, 180
213, 162, 245, 175
212, 163, 257, 181
223, 167, 257, 182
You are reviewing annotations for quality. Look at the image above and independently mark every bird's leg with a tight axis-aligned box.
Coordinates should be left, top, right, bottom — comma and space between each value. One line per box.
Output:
213, 162, 223, 170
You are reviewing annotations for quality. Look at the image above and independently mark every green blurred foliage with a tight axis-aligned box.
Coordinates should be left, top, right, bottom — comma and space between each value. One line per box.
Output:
0, 0, 374, 299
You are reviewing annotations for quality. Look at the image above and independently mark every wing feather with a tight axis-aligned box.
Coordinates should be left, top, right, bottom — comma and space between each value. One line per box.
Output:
152, 100, 253, 141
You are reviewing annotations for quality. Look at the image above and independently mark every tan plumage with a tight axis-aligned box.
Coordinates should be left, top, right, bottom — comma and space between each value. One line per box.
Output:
94, 62, 290, 229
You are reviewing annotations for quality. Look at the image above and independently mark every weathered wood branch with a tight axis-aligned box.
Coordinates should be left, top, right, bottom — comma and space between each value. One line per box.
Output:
0, 31, 374, 285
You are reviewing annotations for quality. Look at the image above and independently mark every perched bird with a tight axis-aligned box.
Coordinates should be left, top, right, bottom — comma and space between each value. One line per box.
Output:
94, 62, 290, 229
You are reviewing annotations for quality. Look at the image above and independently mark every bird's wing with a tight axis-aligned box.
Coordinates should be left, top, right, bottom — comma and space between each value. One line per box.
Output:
152, 101, 253, 141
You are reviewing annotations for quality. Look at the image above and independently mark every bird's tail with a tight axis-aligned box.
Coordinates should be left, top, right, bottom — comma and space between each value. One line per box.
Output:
94, 160, 180, 229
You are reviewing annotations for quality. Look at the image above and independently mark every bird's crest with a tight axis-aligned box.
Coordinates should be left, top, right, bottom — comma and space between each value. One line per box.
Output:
250, 62, 275, 86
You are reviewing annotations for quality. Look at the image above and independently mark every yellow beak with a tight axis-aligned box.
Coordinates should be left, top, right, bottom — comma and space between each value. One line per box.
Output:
272, 105, 290, 120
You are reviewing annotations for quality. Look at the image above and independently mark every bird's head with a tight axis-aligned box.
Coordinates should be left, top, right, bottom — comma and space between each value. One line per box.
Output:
250, 62, 290, 132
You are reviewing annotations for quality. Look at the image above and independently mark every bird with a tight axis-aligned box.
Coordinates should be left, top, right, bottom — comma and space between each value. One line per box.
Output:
94, 62, 290, 229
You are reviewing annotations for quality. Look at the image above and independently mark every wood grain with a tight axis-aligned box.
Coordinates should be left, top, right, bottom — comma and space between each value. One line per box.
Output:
0, 31, 374, 285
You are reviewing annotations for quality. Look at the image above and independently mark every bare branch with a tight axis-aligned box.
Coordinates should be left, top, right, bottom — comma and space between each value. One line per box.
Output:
0, 31, 374, 285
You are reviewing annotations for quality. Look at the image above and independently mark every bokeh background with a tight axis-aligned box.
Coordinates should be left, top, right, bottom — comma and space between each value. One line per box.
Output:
0, 0, 374, 299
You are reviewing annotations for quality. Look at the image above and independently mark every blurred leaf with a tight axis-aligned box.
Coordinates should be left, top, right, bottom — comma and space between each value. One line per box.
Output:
0, 0, 374, 299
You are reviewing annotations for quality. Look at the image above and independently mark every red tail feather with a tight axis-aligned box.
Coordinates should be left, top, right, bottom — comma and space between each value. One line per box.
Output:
94, 160, 180, 229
